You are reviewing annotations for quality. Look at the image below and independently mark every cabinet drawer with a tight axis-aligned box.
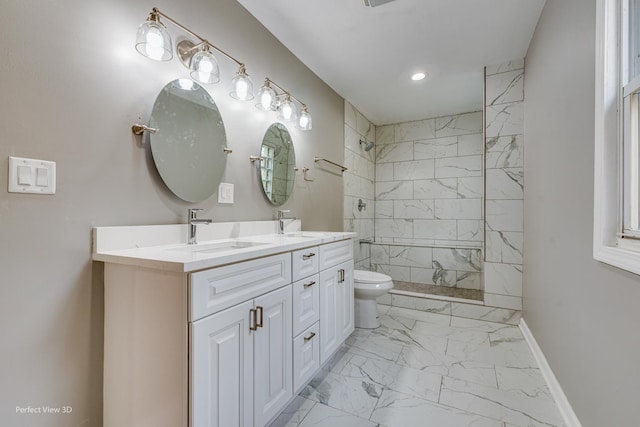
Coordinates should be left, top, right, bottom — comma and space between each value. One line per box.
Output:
292, 246, 319, 282
293, 322, 320, 393
190, 253, 291, 321
318, 240, 353, 271
292, 274, 320, 337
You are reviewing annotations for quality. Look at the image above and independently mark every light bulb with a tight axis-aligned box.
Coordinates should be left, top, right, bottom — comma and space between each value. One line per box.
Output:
230, 67, 254, 101
135, 15, 172, 61
297, 108, 312, 130
256, 84, 276, 111
145, 28, 165, 60
235, 80, 248, 100
189, 47, 220, 84
277, 97, 297, 122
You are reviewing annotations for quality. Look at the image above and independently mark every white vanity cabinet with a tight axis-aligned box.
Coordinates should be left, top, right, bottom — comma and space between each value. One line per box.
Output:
98, 230, 355, 427
191, 285, 292, 427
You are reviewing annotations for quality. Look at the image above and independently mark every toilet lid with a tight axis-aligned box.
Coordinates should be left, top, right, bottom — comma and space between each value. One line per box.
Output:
354, 270, 392, 283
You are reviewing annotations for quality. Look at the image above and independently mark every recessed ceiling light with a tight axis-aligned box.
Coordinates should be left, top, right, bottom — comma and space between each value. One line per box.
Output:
411, 72, 426, 81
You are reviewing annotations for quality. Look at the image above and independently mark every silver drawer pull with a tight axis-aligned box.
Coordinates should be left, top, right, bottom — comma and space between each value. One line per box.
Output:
304, 332, 316, 342
302, 253, 316, 260
303, 281, 316, 289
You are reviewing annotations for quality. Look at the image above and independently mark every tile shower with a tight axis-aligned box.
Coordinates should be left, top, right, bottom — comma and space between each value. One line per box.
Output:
344, 58, 525, 310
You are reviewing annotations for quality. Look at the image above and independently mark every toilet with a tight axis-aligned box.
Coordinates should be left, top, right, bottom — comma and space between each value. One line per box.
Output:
353, 270, 394, 329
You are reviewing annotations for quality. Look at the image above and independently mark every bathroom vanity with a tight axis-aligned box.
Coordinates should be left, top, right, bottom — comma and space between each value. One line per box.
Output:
92, 222, 355, 427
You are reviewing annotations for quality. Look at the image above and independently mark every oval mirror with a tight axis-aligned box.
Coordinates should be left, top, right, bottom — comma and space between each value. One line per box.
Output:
258, 123, 296, 206
149, 79, 227, 203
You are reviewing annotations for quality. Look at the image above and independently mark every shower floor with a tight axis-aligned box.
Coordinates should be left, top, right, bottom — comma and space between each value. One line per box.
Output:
391, 280, 483, 301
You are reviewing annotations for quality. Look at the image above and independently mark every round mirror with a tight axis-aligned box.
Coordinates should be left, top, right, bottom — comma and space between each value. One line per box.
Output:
258, 123, 296, 206
149, 79, 227, 203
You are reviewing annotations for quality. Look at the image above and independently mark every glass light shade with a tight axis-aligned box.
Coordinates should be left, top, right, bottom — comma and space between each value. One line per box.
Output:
135, 20, 172, 61
255, 85, 276, 110
230, 72, 254, 101
297, 109, 312, 130
277, 98, 297, 122
190, 48, 220, 84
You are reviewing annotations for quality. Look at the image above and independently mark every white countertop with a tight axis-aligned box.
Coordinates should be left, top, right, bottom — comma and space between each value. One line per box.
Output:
93, 227, 357, 273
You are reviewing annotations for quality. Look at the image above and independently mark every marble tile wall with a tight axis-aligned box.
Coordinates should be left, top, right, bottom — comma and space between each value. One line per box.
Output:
344, 101, 376, 269
484, 59, 525, 311
373, 111, 484, 289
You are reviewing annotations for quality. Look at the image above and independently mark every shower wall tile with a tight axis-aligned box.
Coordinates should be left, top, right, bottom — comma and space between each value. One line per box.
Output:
457, 220, 484, 242
458, 133, 484, 156
414, 178, 459, 199
344, 123, 362, 153
486, 102, 524, 138
376, 125, 394, 145
435, 111, 483, 137
345, 101, 357, 129
376, 163, 394, 182
394, 200, 435, 219
457, 272, 482, 290
458, 177, 484, 199
435, 156, 483, 178
484, 262, 523, 297
486, 69, 525, 106
485, 59, 525, 76
486, 135, 524, 169
376, 181, 413, 200
371, 244, 390, 264
484, 293, 522, 311
485, 231, 523, 264
434, 199, 483, 220
414, 220, 457, 240
375, 201, 394, 219
393, 159, 436, 180
375, 219, 414, 238
389, 246, 433, 268
394, 119, 436, 142
410, 267, 437, 285
432, 248, 482, 272
356, 109, 375, 138
414, 137, 458, 159
485, 168, 524, 200
376, 142, 414, 163
373, 264, 411, 282
486, 200, 524, 232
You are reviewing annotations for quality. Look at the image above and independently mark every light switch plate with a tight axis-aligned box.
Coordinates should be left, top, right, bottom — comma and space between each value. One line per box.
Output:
8, 156, 56, 195
218, 182, 234, 204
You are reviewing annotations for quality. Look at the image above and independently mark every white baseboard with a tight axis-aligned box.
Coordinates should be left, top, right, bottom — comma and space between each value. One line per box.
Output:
519, 318, 582, 427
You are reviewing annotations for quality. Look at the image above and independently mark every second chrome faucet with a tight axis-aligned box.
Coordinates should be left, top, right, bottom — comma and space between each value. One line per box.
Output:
277, 209, 296, 234
188, 208, 212, 245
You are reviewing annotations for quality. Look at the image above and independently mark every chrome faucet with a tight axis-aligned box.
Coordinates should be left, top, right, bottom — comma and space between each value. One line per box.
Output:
188, 208, 213, 245
277, 209, 296, 234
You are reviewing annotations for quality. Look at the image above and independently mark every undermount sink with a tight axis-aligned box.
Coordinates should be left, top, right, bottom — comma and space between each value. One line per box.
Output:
169, 240, 268, 254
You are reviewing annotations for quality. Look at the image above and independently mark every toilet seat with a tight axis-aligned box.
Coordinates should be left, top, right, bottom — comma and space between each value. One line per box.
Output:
354, 270, 392, 284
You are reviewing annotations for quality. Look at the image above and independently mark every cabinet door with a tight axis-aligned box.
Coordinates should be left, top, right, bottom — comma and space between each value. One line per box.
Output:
292, 274, 320, 337
253, 285, 293, 427
191, 300, 254, 427
293, 322, 320, 393
319, 265, 340, 364
337, 260, 355, 340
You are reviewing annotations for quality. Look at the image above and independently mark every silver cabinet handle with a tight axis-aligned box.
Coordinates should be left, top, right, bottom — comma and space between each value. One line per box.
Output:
256, 306, 264, 328
250, 308, 258, 331
304, 332, 316, 342
302, 253, 316, 260
338, 269, 345, 283
303, 281, 316, 289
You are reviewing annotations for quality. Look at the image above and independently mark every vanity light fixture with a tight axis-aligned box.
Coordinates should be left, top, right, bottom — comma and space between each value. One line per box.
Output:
136, 7, 254, 100
256, 78, 312, 131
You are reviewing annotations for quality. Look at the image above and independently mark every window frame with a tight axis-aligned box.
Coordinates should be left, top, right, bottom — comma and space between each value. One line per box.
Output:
594, 0, 640, 274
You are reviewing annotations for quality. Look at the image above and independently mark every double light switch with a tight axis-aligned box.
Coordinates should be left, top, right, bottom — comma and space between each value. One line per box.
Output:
8, 156, 56, 195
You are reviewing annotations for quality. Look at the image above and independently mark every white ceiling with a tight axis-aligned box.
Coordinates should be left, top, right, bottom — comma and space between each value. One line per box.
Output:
237, 0, 545, 125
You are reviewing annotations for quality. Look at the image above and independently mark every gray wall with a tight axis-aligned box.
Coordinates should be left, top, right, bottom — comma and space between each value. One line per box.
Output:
524, 0, 640, 425
0, 0, 343, 425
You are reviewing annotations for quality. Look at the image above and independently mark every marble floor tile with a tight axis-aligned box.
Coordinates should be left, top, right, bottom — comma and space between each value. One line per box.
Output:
411, 320, 492, 345
377, 304, 390, 315
269, 396, 316, 427
386, 306, 452, 325
397, 346, 498, 388
495, 367, 553, 401
370, 389, 504, 427
383, 327, 449, 354
345, 334, 405, 362
297, 403, 379, 427
447, 338, 538, 369
300, 371, 382, 419
450, 316, 519, 333
439, 377, 564, 427
340, 355, 442, 403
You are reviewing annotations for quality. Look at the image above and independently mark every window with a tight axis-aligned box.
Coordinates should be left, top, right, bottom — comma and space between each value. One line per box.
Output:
594, 0, 640, 274
260, 144, 275, 199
